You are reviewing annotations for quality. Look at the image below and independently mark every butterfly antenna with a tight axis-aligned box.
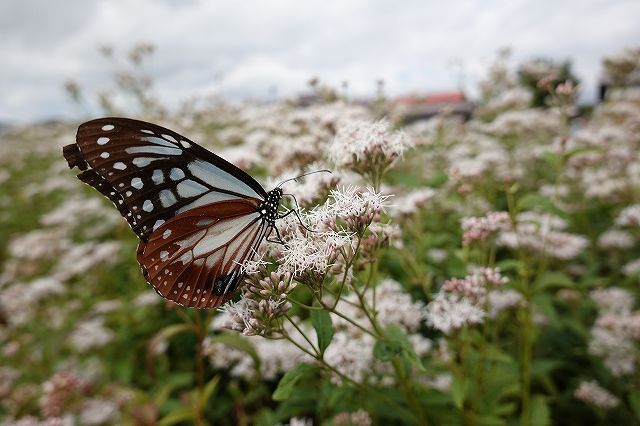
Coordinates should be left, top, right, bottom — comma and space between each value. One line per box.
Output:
276, 169, 332, 188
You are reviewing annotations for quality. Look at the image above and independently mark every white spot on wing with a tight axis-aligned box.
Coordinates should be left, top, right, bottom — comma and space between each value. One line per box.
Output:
160, 251, 169, 261
102, 125, 114, 131
131, 177, 143, 189
133, 157, 164, 167
126, 146, 182, 156
97, 137, 109, 145
153, 219, 165, 230
100, 152, 110, 159
163, 229, 172, 239
159, 189, 177, 207
113, 162, 126, 170
176, 251, 192, 264
162, 134, 178, 143
170, 168, 185, 181
143, 200, 154, 212
180, 140, 191, 148
152, 169, 164, 184
141, 129, 154, 134
176, 180, 208, 198
141, 136, 177, 148
175, 230, 206, 250
187, 159, 259, 198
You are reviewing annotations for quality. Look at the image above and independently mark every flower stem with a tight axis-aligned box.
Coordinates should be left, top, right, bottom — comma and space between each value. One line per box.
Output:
193, 310, 206, 426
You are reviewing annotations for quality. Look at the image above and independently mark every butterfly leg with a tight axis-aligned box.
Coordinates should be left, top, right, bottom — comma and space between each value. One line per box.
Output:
279, 200, 314, 233
265, 226, 287, 246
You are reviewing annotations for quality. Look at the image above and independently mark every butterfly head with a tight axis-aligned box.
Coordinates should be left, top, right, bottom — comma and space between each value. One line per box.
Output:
262, 188, 283, 226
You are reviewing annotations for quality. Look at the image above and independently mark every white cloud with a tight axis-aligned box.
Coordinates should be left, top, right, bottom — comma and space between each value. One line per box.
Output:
1, 0, 639, 122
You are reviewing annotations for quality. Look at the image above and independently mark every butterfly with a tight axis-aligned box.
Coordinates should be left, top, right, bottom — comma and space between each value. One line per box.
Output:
63, 117, 298, 309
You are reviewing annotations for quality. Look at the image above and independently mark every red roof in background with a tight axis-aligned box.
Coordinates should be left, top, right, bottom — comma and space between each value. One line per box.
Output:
396, 91, 466, 105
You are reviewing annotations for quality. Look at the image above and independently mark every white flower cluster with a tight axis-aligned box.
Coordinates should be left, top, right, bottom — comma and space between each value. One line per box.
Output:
0, 277, 66, 326
329, 119, 412, 169
616, 204, 640, 226
597, 229, 635, 250
206, 318, 313, 380
486, 289, 523, 318
574, 381, 620, 409
391, 188, 436, 217
424, 293, 485, 335
69, 317, 115, 353
588, 287, 640, 376
461, 211, 510, 245
498, 212, 588, 260
276, 186, 388, 277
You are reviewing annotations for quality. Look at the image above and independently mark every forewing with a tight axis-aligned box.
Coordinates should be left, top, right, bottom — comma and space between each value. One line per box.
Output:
63, 117, 267, 241
136, 199, 268, 308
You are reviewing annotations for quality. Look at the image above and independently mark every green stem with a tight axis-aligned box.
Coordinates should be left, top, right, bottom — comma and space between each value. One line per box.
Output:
505, 184, 534, 426
351, 286, 428, 425
284, 314, 319, 355
194, 311, 206, 426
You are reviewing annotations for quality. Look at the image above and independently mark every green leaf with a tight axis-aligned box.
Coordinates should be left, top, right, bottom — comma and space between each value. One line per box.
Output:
495, 259, 522, 273
373, 339, 404, 361
199, 375, 221, 408
158, 408, 195, 426
629, 391, 640, 421
212, 332, 261, 372
154, 373, 194, 408
542, 151, 561, 169
532, 294, 560, 326
517, 193, 568, 219
146, 323, 194, 377
483, 346, 514, 364
310, 309, 333, 354
529, 395, 550, 426
478, 414, 508, 426
451, 376, 469, 409
272, 363, 317, 401
536, 271, 575, 291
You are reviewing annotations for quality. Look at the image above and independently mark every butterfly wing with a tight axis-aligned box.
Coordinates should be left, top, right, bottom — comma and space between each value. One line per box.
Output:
63, 117, 267, 241
137, 199, 268, 308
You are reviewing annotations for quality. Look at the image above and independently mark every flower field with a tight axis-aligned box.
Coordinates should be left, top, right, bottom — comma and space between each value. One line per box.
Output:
1, 46, 640, 425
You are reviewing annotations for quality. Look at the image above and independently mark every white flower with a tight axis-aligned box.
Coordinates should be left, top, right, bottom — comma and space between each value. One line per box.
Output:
79, 398, 119, 425
461, 211, 510, 244
616, 204, 640, 226
424, 292, 485, 334
329, 119, 412, 168
391, 188, 436, 217
133, 291, 161, 307
367, 279, 425, 332
487, 289, 523, 318
425, 373, 453, 392
497, 212, 588, 260
69, 317, 114, 352
623, 258, 640, 276
574, 381, 620, 409
597, 229, 635, 250
324, 331, 375, 383
590, 288, 634, 314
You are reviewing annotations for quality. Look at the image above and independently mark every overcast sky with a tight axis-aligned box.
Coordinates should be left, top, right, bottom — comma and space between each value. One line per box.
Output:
1, 0, 639, 123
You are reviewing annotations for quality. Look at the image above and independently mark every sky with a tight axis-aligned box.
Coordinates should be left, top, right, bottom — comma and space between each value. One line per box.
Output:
1, 0, 639, 123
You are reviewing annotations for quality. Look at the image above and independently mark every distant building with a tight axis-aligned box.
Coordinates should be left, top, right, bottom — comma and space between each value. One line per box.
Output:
390, 91, 474, 123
